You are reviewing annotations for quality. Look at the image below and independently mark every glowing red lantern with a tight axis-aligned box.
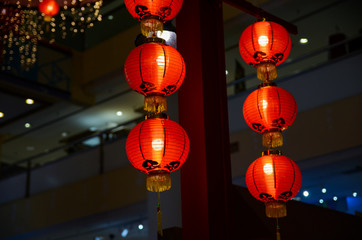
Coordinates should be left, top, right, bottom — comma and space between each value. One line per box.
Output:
239, 20, 291, 81
124, 0, 183, 22
245, 150, 302, 218
243, 82, 296, 148
38, 0, 59, 21
125, 0, 183, 37
126, 114, 190, 192
124, 39, 186, 113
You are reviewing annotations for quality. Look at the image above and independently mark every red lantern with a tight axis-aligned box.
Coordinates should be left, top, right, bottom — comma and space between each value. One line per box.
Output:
245, 150, 302, 218
38, 0, 59, 21
126, 114, 190, 192
124, 0, 183, 22
125, 0, 183, 37
124, 39, 186, 113
243, 83, 297, 148
239, 20, 291, 81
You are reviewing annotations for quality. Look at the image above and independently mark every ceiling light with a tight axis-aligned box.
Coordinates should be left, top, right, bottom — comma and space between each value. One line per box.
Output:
333, 196, 338, 201
82, 137, 100, 147
116, 111, 123, 116
321, 188, 327, 193
121, 228, 128, 238
90, 127, 98, 132
299, 38, 309, 44
319, 199, 324, 204
107, 122, 118, 128
303, 190, 309, 197
25, 123, 31, 128
108, 15, 113, 20
138, 224, 144, 230
352, 192, 357, 197
26, 98, 34, 105
0, 112, 4, 118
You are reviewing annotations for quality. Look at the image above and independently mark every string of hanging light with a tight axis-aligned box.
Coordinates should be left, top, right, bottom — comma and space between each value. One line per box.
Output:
0, 0, 103, 71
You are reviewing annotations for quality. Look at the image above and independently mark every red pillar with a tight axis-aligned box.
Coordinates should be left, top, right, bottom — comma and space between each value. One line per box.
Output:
177, 0, 233, 239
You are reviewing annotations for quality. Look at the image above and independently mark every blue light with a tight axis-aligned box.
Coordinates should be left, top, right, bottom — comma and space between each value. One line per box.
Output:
121, 228, 128, 238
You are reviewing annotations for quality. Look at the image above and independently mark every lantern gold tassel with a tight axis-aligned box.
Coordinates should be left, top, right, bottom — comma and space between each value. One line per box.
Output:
157, 192, 163, 237
257, 62, 278, 82
262, 130, 283, 148
265, 201, 287, 218
147, 171, 171, 192
144, 94, 167, 113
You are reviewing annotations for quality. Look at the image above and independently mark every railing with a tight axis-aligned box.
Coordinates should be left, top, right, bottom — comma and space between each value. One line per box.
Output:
0, 114, 143, 174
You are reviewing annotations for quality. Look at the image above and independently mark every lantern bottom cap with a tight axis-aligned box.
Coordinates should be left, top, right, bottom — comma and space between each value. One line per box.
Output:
257, 62, 278, 82
262, 130, 283, 148
147, 171, 171, 192
144, 94, 167, 113
265, 201, 287, 218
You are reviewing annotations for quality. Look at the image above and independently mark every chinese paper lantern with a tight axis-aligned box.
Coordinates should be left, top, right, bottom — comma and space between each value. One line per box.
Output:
245, 150, 302, 218
38, 0, 59, 22
124, 38, 186, 113
239, 20, 291, 81
243, 82, 297, 148
124, 0, 183, 37
126, 114, 190, 192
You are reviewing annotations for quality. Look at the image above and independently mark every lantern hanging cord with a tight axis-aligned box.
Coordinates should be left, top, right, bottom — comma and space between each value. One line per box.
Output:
157, 192, 163, 237
276, 217, 281, 240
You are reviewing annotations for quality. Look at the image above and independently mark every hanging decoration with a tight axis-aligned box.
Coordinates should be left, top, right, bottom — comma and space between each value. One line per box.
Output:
38, 0, 60, 21
124, 0, 187, 237
1, 1, 42, 71
245, 150, 302, 218
124, 0, 183, 37
239, 19, 296, 148
239, 19, 301, 240
124, 38, 185, 113
0, 0, 103, 71
126, 114, 189, 192
243, 82, 297, 148
239, 20, 291, 82
58, 0, 103, 37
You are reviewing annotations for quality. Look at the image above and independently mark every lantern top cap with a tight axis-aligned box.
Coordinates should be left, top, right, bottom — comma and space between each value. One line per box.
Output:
257, 18, 267, 22
262, 149, 282, 156
258, 82, 277, 88
146, 112, 169, 120
144, 37, 166, 44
